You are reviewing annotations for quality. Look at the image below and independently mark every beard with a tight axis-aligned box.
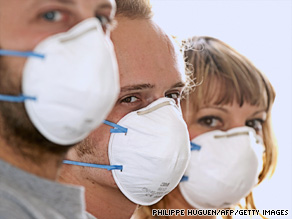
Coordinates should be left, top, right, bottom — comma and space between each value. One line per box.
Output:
0, 55, 69, 160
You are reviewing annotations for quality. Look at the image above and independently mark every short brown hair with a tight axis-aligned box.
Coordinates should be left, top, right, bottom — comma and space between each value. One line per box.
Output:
115, 0, 153, 19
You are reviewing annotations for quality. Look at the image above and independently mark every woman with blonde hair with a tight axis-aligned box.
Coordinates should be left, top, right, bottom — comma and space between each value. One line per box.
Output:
133, 36, 277, 219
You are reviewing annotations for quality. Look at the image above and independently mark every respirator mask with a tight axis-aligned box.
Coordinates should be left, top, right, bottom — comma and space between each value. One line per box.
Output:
64, 98, 191, 205
0, 18, 119, 145
179, 126, 264, 209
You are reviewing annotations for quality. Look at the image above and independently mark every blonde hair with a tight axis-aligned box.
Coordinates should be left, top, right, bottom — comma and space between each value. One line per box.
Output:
115, 0, 153, 19
135, 36, 277, 219
182, 36, 277, 181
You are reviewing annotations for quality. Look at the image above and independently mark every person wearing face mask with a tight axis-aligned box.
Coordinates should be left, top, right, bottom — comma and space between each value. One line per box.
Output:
59, 0, 191, 218
0, 0, 119, 218
133, 36, 277, 219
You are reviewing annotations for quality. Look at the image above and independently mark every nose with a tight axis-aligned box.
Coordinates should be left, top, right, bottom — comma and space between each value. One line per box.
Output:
143, 93, 167, 109
224, 120, 246, 131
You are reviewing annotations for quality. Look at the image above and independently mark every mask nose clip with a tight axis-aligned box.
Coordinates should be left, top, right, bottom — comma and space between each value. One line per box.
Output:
137, 100, 174, 115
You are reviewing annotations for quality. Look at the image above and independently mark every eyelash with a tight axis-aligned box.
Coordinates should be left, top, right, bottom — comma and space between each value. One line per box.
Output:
96, 15, 115, 32
120, 95, 140, 104
42, 11, 60, 22
197, 115, 265, 133
198, 116, 222, 128
96, 15, 109, 25
40, 9, 114, 29
40, 8, 70, 22
165, 91, 181, 104
246, 119, 265, 131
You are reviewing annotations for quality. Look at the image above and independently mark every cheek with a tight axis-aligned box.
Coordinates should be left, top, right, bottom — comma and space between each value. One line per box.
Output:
0, 4, 33, 50
187, 123, 205, 140
0, 18, 40, 51
87, 124, 112, 161
182, 108, 204, 140
106, 103, 135, 123
0, 10, 63, 51
0, 57, 26, 94
257, 130, 264, 139
87, 103, 130, 162
80, 125, 118, 188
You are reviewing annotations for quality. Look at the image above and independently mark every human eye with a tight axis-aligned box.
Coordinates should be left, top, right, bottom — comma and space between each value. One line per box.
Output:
96, 15, 115, 34
198, 116, 223, 129
96, 15, 109, 26
165, 92, 181, 104
121, 96, 139, 104
42, 10, 65, 22
246, 119, 264, 132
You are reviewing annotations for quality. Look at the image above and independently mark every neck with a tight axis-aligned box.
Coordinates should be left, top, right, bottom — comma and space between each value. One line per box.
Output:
86, 181, 137, 219
165, 187, 216, 219
59, 164, 137, 219
0, 136, 64, 180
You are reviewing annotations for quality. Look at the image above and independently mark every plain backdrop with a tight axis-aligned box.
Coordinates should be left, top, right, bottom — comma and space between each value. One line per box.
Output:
151, 0, 292, 218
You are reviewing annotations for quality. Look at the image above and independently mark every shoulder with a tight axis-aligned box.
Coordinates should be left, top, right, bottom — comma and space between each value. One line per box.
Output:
0, 184, 45, 219
0, 197, 39, 219
86, 212, 97, 219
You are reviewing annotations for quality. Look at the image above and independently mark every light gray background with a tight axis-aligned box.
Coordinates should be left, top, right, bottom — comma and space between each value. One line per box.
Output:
151, 0, 292, 218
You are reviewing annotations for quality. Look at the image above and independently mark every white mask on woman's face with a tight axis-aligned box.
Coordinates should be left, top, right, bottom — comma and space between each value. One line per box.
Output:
179, 126, 264, 209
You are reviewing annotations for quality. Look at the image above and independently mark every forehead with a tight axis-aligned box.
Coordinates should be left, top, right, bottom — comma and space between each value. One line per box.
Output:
0, 0, 113, 5
0, 0, 114, 14
111, 17, 185, 88
185, 75, 268, 114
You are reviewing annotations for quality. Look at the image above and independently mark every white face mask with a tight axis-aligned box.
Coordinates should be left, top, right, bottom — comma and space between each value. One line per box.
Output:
179, 126, 264, 209
0, 18, 119, 145
64, 98, 191, 206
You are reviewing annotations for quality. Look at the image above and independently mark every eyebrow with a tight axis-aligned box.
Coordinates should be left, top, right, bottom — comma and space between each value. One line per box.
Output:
40, 0, 76, 4
120, 81, 185, 93
30, 0, 76, 9
97, 2, 113, 10
54, 0, 76, 3
170, 82, 185, 89
251, 109, 267, 117
199, 106, 267, 116
199, 106, 229, 113
120, 83, 155, 93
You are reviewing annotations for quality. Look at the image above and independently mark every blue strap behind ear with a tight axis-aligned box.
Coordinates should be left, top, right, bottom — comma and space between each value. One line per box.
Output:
0, 50, 42, 103
180, 175, 189, 182
0, 49, 45, 59
190, 142, 201, 151
63, 160, 123, 171
0, 94, 36, 102
103, 120, 128, 134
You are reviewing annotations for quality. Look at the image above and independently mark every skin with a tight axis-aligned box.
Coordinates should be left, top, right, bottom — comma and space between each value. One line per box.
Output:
162, 87, 267, 219
0, 0, 115, 180
59, 16, 186, 219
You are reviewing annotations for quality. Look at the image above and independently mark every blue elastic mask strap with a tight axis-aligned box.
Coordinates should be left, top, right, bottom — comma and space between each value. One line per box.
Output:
0, 49, 45, 59
0, 94, 37, 102
180, 175, 189, 182
103, 120, 128, 134
63, 160, 123, 171
180, 143, 201, 183
190, 142, 201, 151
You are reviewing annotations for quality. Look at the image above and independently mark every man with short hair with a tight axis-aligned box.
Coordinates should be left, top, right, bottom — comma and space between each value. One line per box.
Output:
0, 0, 117, 218
60, 0, 191, 218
